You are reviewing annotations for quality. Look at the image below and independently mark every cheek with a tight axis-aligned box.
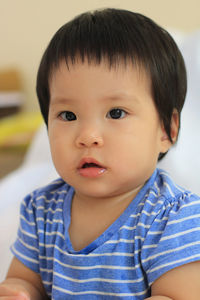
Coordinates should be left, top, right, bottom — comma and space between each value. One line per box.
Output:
49, 139, 75, 181
49, 141, 62, 170
111, 125, 160, 162
48, 130, 69, 166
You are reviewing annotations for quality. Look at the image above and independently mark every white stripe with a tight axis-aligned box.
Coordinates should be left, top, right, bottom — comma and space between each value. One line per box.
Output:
38, 230, 65, 239
120, 222, 150, 231
162, 199, 200, 215
106, 234, 146, 244
181, 200, 200, 209
39, 242, 54, 248
36, 195, 47, 201
40, 256, 139, 271
106, 238, 135, 244
50, 188, 68, 195
50, 251, 134, 257
12, 245, 39, 264
37, 207, 63, 214
154, 182, 161, 196
39, 247, 134, 259
53, 271, 144, 284
160, 227, 200, 242
148, 230, 163, 235
167, 214, 200, 225
44, 198, 64, 204
56, 190, 68, 194
20, 214, 35, 226
18, 236, 39, 252
36, 195, 64, 204
130, 213, 141, 218
53, 284, 148, 297
123, 199, 163, 220
142, 241, 200, 264
163, 182, 175, 197
129, 210, 157, 218
138, 222, 151, 228
39, 242, 67, 249
154, 216, 168, 223
36, 217, 63, 225
144, 199, 163, 207
43, 280, 52, 286
158, 170, 168, 176
22, 202, 33, 214
142, 244, 157, 249
120, 225, 136, 230
140, 210, 157, 217
20, 226, 37, 239
148, 190, 158, 198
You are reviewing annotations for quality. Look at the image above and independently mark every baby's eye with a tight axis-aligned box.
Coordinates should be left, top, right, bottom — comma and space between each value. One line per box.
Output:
59, 111, 77, 121
107, 108, 127, 119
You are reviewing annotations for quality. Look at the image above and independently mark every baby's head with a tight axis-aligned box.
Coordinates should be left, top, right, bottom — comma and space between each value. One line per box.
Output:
36, 8, 187, 161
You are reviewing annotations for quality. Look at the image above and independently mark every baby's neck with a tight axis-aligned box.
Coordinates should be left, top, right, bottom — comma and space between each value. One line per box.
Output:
68, 188, 141, 251
73, 186, 141, 211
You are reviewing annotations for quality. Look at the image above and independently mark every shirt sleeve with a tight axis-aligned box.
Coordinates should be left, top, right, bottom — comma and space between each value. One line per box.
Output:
141, 192, 200, 286
11, 192, 40, 273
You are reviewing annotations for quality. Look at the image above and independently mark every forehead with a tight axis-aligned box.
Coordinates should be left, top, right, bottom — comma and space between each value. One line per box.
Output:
49, 58, 151, 96
48, 60, 156, 116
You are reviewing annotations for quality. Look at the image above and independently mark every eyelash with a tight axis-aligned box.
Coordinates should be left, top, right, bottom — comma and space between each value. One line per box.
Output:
59, 111, 77, 121
106, 108, 127, 119
58, 108, 128, 121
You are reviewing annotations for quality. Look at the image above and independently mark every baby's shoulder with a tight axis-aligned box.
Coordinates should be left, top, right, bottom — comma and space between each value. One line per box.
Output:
146, 168, 200, 221
140, 170, 200, 286
22, 178, 72, 211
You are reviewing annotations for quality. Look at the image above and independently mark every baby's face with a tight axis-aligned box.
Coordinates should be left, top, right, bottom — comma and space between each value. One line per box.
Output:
48, 60, 171, 200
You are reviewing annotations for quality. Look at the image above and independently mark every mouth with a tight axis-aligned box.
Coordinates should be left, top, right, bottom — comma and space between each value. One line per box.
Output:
82, 162, 102, 168
78, 158, 106, 178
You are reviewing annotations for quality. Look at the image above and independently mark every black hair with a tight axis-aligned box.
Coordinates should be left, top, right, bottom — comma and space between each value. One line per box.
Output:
36, 8, 187, 160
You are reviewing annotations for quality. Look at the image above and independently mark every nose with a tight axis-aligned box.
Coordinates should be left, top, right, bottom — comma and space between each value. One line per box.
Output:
75, 129, 104, 148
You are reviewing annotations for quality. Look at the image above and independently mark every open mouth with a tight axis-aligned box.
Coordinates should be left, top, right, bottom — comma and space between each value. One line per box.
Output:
78, 158, 106, 177
82, 162, 102, 169
78, 158, 105, 169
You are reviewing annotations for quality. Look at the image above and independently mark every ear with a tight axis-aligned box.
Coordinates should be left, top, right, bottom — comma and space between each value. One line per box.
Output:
170, 109, 179, 143
160, 109, 179, 153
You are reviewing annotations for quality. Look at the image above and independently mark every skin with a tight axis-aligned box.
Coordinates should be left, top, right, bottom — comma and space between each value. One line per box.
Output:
1, 60, 200, 299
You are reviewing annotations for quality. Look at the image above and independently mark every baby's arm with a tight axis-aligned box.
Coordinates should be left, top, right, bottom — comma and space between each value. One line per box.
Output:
0, 257, 48, 300
146, 261, 200, 300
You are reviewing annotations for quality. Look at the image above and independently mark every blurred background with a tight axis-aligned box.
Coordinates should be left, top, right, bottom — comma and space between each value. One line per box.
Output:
0, 0, 200, 281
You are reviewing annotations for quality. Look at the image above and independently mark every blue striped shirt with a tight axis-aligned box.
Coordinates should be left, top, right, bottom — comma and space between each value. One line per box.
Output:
11, 168, 200, 299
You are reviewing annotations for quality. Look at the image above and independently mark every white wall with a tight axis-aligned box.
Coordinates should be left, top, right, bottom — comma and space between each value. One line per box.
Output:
0, 0, 200, 110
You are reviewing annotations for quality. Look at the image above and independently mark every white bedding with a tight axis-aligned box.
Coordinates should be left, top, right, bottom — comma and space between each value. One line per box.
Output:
0, 30, 200, 281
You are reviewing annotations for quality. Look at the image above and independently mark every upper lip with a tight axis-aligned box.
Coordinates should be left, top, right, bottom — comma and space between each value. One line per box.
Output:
78, 157, 106, 169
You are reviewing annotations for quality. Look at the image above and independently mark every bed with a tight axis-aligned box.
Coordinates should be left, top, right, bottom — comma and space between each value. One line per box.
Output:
0, 29, 200, 282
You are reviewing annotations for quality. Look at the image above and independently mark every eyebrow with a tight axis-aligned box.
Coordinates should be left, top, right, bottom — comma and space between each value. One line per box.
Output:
103, 92, 140, 104
50, 97, 74, 105
50, 92, 139, 105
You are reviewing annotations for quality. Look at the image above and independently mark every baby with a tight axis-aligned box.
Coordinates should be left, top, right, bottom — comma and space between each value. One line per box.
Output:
0, 8, 200, 300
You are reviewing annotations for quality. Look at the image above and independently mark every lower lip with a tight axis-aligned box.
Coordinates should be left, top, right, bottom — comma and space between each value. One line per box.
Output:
78, 167, 106, 178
